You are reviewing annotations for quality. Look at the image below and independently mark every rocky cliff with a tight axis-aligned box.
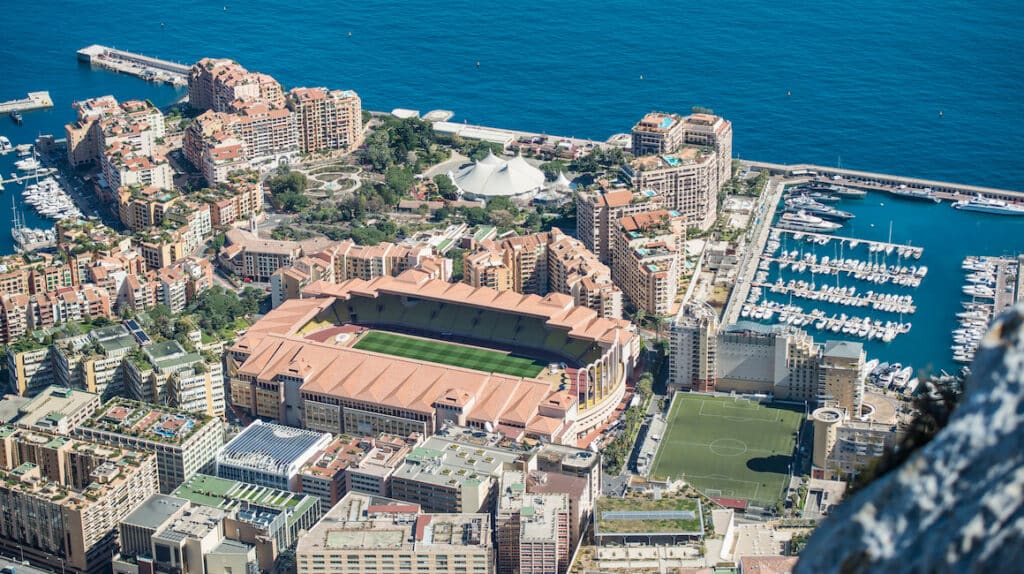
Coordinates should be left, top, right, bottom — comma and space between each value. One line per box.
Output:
795, 305, 1024, 573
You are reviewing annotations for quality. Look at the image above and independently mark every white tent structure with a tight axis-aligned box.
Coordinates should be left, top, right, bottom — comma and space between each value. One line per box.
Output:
450, 152, 546, 199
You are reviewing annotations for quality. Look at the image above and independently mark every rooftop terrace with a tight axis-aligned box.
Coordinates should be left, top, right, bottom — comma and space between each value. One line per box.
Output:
173, 474, 318, 528
80, 398, 211, 444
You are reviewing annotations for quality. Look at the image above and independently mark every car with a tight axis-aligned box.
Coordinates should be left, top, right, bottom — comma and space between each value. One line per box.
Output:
242, 277, 253, 283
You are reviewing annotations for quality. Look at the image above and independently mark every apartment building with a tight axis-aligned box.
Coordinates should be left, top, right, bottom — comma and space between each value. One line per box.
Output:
134, 229, 187, 271
74, 399, 225, 493
812, 403, 902, 481
117, 186, 181, 231
296, 492, 493, 574
216, 420, 331, 491
188, 58, 286, 113
288, 87, 364, 153
5, 342, 54, 396
173, 473, 321, 572
5, 386, 100, 435
576, 186, 666, 264
819, 340, 866, 416
53, 324, 138, 398
0, 286, 113, 345
124, 340, 225, 416
114, 494, 263, 574
298, 433, 421, 505
631, 111, 733, 186
196, 175, 265, 226
462, 229, 623, 319
496, 471, 571, 574
611, 210, 685, 316
625, 112, 733, 232
669, 307, 862, 408
389, 435, 521, 514
184, 107, 299, 185
270, 239, 445, 307
65, 95, 121, 167
220, 228, 302, 281
0, 426, 159, 574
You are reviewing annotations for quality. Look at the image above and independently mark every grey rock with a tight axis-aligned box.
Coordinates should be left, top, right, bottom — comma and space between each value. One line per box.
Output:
795, 305, 1024, 574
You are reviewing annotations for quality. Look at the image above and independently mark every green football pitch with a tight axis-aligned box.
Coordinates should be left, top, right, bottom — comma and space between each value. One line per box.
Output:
651, 394, 804, 507
353, 331, 547, 378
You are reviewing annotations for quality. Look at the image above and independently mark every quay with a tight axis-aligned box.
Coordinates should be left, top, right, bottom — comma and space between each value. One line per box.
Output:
771, 228, 924, 259
721, 176, 786, 325
992, 256, 1023, 314
77, 45, 189, 87
0, 91, 53, 115
740, 159, 1024, 202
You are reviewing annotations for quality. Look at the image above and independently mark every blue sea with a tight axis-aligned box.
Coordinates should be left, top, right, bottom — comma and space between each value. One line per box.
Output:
1, 0, 1022, 373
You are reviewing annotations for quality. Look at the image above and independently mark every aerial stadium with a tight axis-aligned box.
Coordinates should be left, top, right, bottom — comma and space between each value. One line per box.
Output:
227, 269, 640, 446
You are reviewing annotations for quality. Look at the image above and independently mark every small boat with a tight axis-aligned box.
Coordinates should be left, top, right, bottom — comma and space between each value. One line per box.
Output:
0, 136, 11, 151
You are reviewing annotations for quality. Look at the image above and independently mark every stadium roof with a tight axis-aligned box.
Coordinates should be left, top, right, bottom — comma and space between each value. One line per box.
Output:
217, 420, 331, 474
451, 153, 545, 198
234, 333, 573, 439
298, 269, 634, 345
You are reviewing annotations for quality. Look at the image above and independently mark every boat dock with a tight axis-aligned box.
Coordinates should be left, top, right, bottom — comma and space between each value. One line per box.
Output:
753, 280, 917, 313
758, 254, 925, 286
771, 228, 924, 259
1, 168, 58, 185
77, 45, 189, 87
740, 300, 911, 342
0, 92, 53, 115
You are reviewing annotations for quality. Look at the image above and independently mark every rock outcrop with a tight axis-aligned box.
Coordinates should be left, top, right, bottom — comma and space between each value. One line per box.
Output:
795, 305, 1024, 573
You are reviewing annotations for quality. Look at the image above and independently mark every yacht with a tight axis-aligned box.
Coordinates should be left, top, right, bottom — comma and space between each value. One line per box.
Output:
952, 195, 1024, 216
14, 157, 41, 171
889, 185, 940, 203
0, 136, 11, 151
784, 196, 854, 220
776, 211, 842, 233
10, 111, 23, 124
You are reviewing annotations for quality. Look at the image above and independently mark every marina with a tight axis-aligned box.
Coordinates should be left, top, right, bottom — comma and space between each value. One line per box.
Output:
77, 45, 189, 86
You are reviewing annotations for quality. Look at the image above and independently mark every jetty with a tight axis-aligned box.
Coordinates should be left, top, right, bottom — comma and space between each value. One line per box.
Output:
0, 92, 53, 115
1, 168, 58, 186
77, 45, 189, 87
771, 228, 924, 259
740, 159, 1024, 202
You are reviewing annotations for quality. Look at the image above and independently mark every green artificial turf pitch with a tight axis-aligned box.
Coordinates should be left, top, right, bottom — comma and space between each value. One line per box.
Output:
651, 394, 804, 507
353, 331, 547, 378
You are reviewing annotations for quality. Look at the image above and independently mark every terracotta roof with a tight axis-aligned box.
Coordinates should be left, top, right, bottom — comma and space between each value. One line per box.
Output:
301, 271, 633, 344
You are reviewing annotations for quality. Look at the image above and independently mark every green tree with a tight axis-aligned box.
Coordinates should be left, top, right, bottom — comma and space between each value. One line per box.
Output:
433, 174, 459, 200
540, 160, 568, 182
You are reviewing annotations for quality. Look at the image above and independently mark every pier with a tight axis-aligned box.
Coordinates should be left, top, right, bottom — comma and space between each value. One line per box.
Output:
739, 159, 1024, 202
771, 228, 924, 259
753, 281, 917, 314
758, 254, 925, 287
1, 168, 58, 186
0, 92, 53, 115
77, 45, 189, 87
740, 301, 911, 342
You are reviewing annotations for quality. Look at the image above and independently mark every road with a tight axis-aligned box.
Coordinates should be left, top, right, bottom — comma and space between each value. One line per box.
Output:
723, 175, 785, 325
